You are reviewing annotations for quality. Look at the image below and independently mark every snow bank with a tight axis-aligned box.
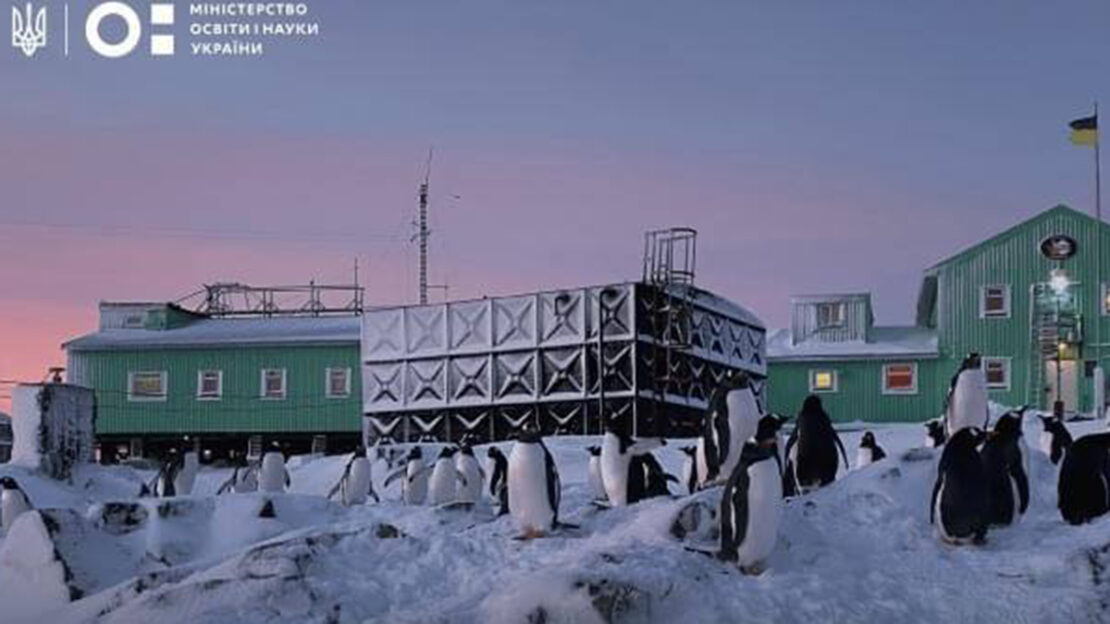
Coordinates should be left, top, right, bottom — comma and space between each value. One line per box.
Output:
1, 419, 1109, 623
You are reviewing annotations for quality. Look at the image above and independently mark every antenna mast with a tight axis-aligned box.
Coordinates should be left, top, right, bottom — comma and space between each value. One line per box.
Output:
418, 148, 433, 305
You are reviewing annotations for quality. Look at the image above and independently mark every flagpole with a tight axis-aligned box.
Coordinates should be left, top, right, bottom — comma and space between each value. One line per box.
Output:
1095, 100, 1104, 418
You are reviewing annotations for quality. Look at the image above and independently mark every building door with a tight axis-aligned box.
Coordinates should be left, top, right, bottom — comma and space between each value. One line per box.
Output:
1046, 360, 1079, 412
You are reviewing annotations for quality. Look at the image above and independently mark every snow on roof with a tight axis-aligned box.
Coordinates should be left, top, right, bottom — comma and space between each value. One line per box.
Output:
684, 286, 764, 329
64, 316, 361, 351
767, 325, 938, 361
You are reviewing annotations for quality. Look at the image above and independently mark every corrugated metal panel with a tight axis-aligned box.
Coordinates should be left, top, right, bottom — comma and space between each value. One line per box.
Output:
767, 359, 943, 423
934, 205, 1110, 411
70, 345, 361, 435
790, 294, 871, 344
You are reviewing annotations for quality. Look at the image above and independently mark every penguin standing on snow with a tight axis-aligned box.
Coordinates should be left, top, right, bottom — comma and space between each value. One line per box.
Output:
427, 447, 469, 506
783, 395, 849, 494
930, 427, 990, 545
259, 443, 291, 493
697, 371, 762, 487
758, 414, 790, 471
981, 414, 1029, 527
328, 448, 377, 506
152, 448, 182, 497
1057, 432, 1110, 525
856, 431, 887, 469
600, 420, 666, 507
0, 476, 31, 532
718, 424, 784, 575
1038, 415, 1073, 466
945, 353, 990, 436
487, 447, 510, 515
173, 449, 199, 496
384, 446, 431, 505
586, 446, 607, 501
454, 441, 485, 505
507, 426, 561, 538
924, 420, 947, 448
679, 446, 698, 495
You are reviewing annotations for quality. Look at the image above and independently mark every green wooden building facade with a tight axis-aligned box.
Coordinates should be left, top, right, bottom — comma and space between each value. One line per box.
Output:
767, 205, 1110, 422
65, 304, 363, 460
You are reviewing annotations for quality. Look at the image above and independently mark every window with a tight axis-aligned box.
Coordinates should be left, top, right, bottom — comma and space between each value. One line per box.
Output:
980, 285, 1011, 319
260, 369, 287, 399
882, 363, 918, 395
983, 357, 1010, 390
196, 370, 222, 400
128, 371, 167, 401
326, 367, 351, 398
1102, 283, 1110, 316
809, 369, 838, 393
816, 302, 846, 329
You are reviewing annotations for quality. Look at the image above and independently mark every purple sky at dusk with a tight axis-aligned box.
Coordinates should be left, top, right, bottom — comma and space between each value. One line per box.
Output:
1, 1, 1109, 410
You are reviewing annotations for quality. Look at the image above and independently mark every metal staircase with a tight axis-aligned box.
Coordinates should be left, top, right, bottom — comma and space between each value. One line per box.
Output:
642, 228, 698, 434
1026, 283, 1083, 410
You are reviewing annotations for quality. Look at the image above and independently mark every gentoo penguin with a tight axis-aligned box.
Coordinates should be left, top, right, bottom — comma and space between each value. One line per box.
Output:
328, 449, 377, 506
856, 431, 887, 469
259, 444, 291, 493
945, 353, 989, 436
627, 452, 677, 502
0, 476, 31, 532
507, 427, 561, 537
930, 427, 990, 545
698, 371, 762, 487
679, 446, 698, 495
981, 415, 1029, 526
1038, 415, 1073, 466
383, 446, 430, 505
599, 420, 665, 507
758, 414, 790, 471
718, 431, 783, 575
783, 395, 849, 494
924, 420, 947, 448
173, 450, 199, 496
1057, 432, 1110, 525
454, 441, 485, 505
153, 449, 182, 497
586, 446, 607, 501
487, 447, 510, 516
427, 447, 468, 506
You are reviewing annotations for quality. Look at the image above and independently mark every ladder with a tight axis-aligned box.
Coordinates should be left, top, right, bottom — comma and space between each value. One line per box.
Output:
1026, 283, 1083, 410
641, 228, 698, 435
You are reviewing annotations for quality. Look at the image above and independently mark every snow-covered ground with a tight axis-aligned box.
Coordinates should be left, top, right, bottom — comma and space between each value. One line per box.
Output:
2, 417, 1110, 623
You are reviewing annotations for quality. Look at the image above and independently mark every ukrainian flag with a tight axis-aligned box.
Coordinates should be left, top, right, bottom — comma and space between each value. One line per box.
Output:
1070, 114, 1098, 146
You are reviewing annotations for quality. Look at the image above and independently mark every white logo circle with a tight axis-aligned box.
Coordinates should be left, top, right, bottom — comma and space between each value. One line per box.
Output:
85, 2, 141, 58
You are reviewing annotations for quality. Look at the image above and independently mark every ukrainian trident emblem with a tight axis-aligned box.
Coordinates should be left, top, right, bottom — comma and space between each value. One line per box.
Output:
11, 2, 46, 57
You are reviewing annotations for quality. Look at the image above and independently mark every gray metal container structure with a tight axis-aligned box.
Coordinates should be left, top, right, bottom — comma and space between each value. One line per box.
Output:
361, 282, 766, 443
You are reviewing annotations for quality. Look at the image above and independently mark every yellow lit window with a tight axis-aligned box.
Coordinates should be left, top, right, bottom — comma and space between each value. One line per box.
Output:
810, 370, 838, 393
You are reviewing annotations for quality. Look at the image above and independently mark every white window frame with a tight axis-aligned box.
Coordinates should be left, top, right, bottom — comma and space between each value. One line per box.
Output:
816, 302, 846, 329
983, 357, 1011, 391
127, 371, 167, 402
882, 362, 918, 395
979, 284, 1011, 319
326, 367, 352, 399
808, 369, 839, 393
196, 370, 223, 400
260, 368, 287, 400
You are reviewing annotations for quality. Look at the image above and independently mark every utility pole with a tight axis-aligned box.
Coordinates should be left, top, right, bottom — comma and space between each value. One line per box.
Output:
417, 148, 433, 305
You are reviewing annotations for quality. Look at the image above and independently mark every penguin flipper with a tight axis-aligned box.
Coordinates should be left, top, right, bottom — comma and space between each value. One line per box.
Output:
1012, 464, 1030, 514
834, 433, 850, 472
930, 475, 943, 525
326, 480, 343, 501
455, 470, 470, 488
383, 467, 406, 488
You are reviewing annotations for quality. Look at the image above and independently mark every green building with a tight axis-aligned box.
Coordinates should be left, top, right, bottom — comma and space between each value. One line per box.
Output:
767, 205, 1110, 422
65, 303, 362, 460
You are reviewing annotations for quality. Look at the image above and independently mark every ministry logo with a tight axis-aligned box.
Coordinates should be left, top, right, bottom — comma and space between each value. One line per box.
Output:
11, 2, 45, 57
